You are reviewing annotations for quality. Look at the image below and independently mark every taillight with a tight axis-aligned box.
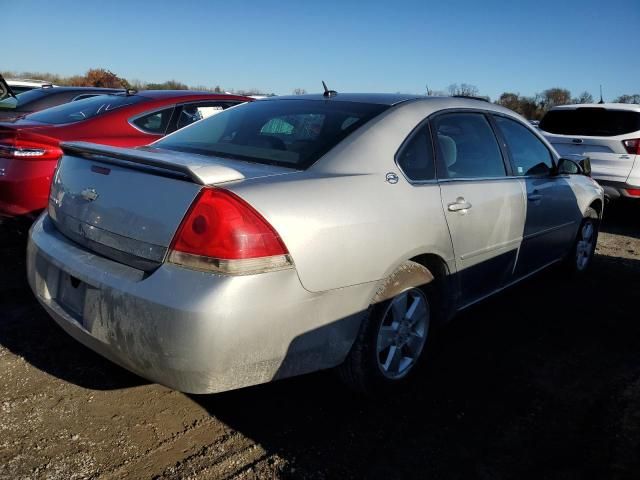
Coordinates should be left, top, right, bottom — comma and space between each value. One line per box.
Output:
0, 139, 63, 160
622, 138, 640, 155
168, 188, 293, 275
625, 188, 640, 197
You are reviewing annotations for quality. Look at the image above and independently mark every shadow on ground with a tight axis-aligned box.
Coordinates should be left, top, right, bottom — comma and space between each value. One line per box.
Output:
193, 209, 640, 479
601, 200, 640, 240
1, 207, 639, 478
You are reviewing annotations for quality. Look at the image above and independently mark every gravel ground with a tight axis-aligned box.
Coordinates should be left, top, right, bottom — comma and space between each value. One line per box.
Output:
1, 203, 639, 480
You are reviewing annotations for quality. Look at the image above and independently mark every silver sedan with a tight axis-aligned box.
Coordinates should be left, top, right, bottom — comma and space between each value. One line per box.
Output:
27, 93, 604, 394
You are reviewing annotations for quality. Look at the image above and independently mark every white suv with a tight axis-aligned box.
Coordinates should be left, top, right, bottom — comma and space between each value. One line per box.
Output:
540, 103, 640, 200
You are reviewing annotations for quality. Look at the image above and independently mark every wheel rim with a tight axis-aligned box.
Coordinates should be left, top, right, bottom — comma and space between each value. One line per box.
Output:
576, 220, 595, 271
376, 288, 430, 380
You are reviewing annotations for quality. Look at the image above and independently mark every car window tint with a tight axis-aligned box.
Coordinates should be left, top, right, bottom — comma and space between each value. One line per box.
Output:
433, 113, 505, 179
132, 107, 174, 134
176, 103, 228, 130
27, 94, 145, 124
540, 108, 640, 136
154, 99, 389, 170
397, 127, 435, 181
495, 115, 553, 176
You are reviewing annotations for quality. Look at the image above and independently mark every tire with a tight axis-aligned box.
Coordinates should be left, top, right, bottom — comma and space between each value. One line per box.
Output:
565, 207, 599, 274
338, 277, 436, 395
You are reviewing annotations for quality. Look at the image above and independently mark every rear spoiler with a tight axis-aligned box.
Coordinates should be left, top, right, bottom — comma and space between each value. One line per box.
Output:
61, 141, 245, 185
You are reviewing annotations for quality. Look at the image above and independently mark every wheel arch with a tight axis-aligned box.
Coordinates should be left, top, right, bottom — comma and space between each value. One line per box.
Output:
371, 252, 454, 324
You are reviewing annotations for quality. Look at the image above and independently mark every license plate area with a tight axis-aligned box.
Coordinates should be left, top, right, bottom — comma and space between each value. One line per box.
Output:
57, 272, 87, 320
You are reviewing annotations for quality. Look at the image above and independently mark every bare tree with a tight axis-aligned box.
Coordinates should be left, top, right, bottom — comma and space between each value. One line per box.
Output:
540, 88, 571, 110
292, 88, 307, 95
614, 94, 640, 104
447, 83, 479, 97
572, 91, 594, 104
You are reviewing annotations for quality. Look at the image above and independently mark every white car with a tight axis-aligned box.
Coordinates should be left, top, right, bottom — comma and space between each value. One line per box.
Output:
540, 103, 640, 200
6, 78, 56, 94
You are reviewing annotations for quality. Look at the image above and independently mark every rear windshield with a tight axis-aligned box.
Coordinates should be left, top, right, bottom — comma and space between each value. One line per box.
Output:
0, 88, 50, 110
154, 99, 390, 169
26, 94, 146, 124
540, 108, 640, 136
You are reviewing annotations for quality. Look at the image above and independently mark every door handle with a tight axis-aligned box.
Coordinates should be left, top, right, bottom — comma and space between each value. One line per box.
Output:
448, 197, 472, 212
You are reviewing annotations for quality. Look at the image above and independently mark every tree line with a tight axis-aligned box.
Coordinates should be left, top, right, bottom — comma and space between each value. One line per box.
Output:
0, 68, 271, 96
3, 69, 639, 116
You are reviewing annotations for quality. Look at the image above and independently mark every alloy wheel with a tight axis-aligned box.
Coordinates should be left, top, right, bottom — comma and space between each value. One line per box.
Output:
376, 288, 430, 380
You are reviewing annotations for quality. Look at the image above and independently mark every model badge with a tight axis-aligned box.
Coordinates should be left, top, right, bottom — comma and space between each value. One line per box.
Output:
81, 188, 99, 202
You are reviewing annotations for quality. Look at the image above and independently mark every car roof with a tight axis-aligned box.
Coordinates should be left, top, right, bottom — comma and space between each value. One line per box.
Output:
270, 93, 424, 105
261, 93, 520, 116
550, 103, 640, 112
26, 86, 124, 94
134, 90, 250, 101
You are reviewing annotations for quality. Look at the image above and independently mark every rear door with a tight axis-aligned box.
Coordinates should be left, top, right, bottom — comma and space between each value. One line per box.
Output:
540, 107, 640, 183
433, 111, 525, 306
493, 114, 580, 275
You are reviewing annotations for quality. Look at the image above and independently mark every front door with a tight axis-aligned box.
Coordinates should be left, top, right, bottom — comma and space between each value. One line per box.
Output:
492, 115, 580, 276
432, 112, 525, 306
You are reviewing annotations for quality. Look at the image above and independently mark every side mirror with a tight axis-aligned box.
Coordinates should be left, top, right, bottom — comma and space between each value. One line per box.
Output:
557, 157, 581, 175
579, 157, 592, 176
557, 155, 591, 176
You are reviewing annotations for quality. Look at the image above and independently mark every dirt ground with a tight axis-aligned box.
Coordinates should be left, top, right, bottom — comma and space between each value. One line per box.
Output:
1, 203, 639, 480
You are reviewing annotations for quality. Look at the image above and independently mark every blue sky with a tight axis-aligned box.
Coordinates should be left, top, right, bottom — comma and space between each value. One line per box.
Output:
5, 0, 639, 100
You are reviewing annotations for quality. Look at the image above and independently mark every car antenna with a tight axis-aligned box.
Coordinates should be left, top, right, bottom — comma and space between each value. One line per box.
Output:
322, 81, 337, 98
598, 85, 604, 104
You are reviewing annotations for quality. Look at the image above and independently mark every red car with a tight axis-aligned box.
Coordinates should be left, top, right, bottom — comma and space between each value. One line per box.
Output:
0, 90, 251, 218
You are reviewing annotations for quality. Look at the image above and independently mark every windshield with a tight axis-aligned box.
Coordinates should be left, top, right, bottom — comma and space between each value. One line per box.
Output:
26, 94, 146, 124
540, 108, 640, 137
154, 99, 389, 169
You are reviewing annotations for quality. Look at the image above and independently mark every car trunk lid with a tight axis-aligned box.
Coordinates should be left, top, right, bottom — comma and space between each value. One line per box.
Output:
49, 142, 298, 270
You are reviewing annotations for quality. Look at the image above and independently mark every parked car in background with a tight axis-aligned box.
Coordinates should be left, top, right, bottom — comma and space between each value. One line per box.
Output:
6, 78, 56, 94
27, 94, 603, 395
0, 85, 125, 121
540, 103, 640, 200
0, 90, 250, 217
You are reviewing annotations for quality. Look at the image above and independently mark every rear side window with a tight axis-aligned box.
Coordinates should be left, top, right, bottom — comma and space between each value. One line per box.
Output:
155, 99, 389, 169
27, 94, 146, 124
176, 103, 230, 130
396, 126, 435, 181
540, 108, 640, 136
132, 107, 174, 134
432, 113, 506, 179
495, 116, 554, 176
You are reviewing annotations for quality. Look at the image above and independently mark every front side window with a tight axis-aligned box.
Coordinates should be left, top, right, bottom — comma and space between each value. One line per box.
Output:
27, 94, 146, 124
155, 99, 389, 169
132, 107, 174, 134
432, 113, 505, 179
396, 126, 435, 181
495, 115, 554, 176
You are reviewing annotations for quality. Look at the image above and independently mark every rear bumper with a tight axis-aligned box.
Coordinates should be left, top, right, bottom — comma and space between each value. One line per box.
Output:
596, 179, 640, 200
27, 214, 372, 393
0, 157, 57, 217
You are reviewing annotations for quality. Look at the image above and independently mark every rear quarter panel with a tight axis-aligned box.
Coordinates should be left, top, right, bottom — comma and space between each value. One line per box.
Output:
228, 101, 457, 293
